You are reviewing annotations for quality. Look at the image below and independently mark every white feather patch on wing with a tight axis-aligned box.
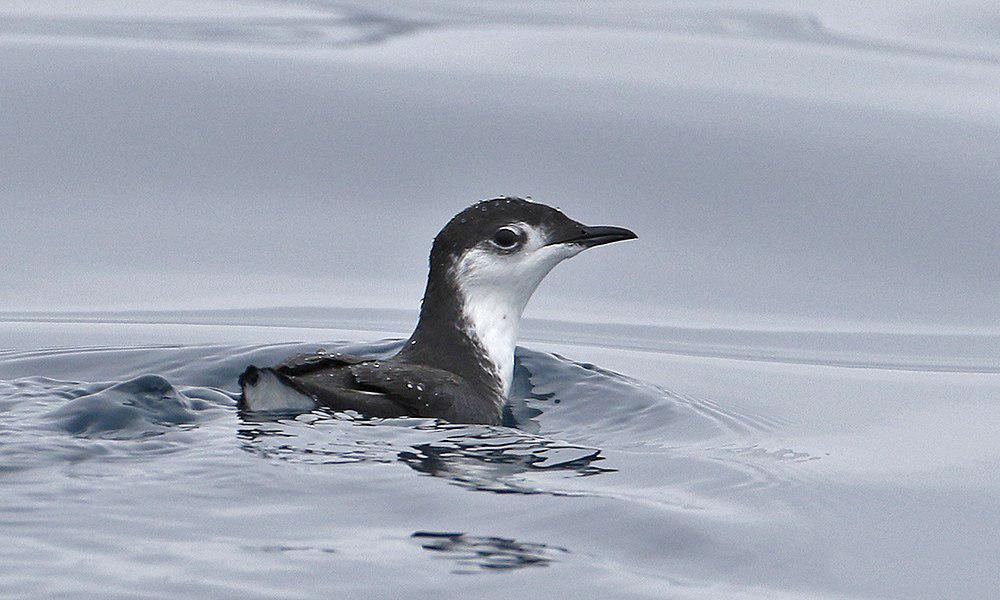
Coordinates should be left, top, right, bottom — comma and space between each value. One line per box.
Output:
242, 369, 316, 412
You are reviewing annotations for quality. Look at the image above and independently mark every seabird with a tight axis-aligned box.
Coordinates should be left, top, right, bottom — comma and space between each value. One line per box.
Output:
239, 197, 636, 424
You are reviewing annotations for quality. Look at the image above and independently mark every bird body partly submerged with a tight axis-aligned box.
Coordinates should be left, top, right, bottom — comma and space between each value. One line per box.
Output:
240, 349, 504, 424
240, 197, 636, 424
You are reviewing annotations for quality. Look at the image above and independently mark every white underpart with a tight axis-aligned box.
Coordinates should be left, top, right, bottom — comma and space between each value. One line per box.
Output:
453, 223, 583, 395
242, 370, 315, 412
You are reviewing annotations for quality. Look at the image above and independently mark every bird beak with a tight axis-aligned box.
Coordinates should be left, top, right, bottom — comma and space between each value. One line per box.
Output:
546, 225, 638, 248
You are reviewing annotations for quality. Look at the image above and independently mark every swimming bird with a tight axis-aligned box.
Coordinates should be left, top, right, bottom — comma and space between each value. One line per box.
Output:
239, 197, 636, 424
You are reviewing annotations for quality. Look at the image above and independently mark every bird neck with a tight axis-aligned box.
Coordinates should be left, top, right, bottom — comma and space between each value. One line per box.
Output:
399, 269, 513, 400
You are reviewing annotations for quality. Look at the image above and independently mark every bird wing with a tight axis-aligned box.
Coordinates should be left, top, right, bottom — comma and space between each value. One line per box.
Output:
246, 351, 500, 424
348, 362, 501, 424
255, 351, 408, 417
271, 351, 368, 375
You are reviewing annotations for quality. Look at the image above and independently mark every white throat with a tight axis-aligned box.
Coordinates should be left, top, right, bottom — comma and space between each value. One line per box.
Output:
452, 233, 583, 396
457, 285, 523, 395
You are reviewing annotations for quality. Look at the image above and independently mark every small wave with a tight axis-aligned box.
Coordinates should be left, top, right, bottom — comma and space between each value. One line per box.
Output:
0, 374, 233, 473
44, 375, 229, 439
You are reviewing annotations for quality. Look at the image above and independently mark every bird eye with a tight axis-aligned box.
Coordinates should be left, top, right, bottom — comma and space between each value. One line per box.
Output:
491, 227, 521, 250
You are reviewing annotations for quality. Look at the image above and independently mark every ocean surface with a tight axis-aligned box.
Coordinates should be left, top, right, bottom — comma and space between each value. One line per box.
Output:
2, 2, 999, 599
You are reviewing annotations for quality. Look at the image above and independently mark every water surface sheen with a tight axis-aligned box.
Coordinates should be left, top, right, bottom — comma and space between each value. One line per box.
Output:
2, 319, 998, 599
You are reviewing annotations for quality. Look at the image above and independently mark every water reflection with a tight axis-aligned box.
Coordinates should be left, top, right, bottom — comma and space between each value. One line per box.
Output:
397, 430, 612, 495
237, 411, 612, 495
411, 531, 567, 573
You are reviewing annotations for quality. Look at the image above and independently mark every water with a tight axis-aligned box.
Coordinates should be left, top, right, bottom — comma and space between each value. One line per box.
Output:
2, 316, 998, 599
2, 1, 1000, 598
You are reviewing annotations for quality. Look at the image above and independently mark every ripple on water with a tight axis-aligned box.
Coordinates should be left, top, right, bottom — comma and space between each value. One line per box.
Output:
0, 375, 234, 473
0, 337, 840, 598
45, 375, 229, 439
0, 340, 791, 498
514, 350, 776, 448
